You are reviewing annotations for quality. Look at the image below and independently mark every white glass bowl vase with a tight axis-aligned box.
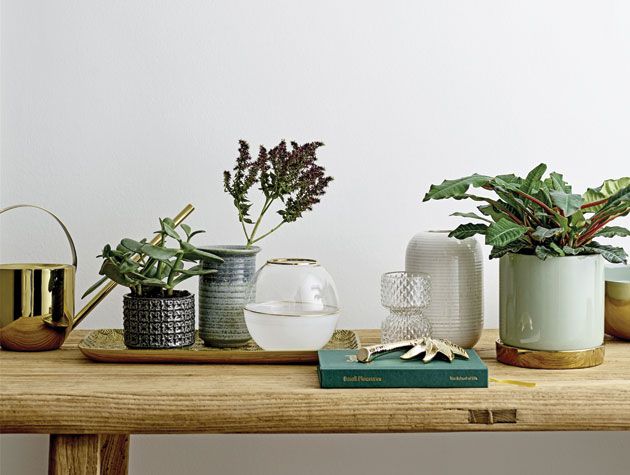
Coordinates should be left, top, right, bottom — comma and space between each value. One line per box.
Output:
380, 272, 432, 344
405, 231, 484, 348
244, 258, 340, 351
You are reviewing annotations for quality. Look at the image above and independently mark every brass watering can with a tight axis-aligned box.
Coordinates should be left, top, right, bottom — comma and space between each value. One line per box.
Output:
0, 203, 194, 351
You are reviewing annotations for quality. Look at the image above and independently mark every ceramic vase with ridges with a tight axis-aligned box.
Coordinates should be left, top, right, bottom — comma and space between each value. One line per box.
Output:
123, 291, 195, 349
198, 246, 260, 348
405, 231, 483, 348
500, 254, 604, 351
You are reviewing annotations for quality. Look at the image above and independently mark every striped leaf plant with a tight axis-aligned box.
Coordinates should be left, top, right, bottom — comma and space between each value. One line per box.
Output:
423, 164, 630, 263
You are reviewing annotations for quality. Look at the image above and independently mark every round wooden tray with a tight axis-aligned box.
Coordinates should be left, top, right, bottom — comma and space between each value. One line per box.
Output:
496, 339, 605, 369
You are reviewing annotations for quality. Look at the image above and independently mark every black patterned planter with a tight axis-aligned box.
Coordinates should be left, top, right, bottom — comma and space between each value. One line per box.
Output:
123, 291, 195, 349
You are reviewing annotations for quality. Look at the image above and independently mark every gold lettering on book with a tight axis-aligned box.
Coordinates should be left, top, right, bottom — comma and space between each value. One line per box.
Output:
343, 375, 383, 382
449, 375, 478, 381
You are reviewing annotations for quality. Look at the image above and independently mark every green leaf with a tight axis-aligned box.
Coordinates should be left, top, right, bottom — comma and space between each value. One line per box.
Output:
545, 172, 572, 193
549, 191, 583, 216
582, 177, 630, 212
521, 163, 547, 195
180, 241, 224, 262
485, 218, 529, 247
594, 226, 630, 238
180, 223, 192, 238
549, 242, 565, 256
81, 276, 109, 299
600, 184, 630, 212
563, 246, 585, 255
160, 219, 181, 241
177, 265, 218, 276
450, 212, 492, 223
583, 242, 628, 264
532, 226, 563, 241
423, 174, 491, 201
98, 260, 131, 286
489, 241, 527, 259
140, 244, 179, 260
139, 278, 168, 287
120, 238, 144, 253
448, 223, 488, 239
535, 245, 556, 260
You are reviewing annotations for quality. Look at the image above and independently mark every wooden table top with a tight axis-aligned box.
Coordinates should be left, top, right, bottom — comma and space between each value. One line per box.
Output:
1, 329, 629, 434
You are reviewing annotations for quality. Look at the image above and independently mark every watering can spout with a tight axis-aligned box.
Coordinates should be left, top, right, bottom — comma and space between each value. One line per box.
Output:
0, 203, 195, 351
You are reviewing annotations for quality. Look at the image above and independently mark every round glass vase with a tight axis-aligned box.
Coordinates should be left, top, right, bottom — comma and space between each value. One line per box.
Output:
380, 271, 432, 344
244, 258, 340, 351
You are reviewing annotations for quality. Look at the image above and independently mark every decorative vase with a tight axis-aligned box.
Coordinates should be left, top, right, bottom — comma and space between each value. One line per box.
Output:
499, 254, 605, 351
405, 231, 483, 348
380, 271, 432, 344
604, 265, 630, 340
122, 291, 195, 349
198, 245, 261, 348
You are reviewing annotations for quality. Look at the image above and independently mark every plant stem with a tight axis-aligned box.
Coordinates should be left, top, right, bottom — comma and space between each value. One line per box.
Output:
581, 197, 609, 210
166, 252, 183, 292
247, 197, 274, 246
250, 220, 286, 244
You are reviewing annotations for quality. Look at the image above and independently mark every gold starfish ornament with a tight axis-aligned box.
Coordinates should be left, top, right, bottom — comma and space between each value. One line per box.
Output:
357, 337, 469, 364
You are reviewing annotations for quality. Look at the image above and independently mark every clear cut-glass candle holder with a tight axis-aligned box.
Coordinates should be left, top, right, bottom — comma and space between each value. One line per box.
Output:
380, 271, 432, 344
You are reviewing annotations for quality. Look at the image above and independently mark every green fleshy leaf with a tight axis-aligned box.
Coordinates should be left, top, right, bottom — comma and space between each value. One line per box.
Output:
180, 223, 192, 238
485, 218, 529, 247
549, 191, 584, 216
594, 226, 630, 238
450, 212, 492, 223
448, 223, 488, 239
160, 219, 181, 241
180, 241, 224, 262
120, 238, 144, 253
81, 276, 109, 299
423, 174, 492, 201
140, 244, 179, 260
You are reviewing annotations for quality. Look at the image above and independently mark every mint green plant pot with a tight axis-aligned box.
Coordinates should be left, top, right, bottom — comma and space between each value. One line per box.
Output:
499, 254, 605, 351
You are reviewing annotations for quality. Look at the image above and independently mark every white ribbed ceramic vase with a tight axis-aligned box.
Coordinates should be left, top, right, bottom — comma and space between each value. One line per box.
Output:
499, 254, 605, 351
405, 231, 483, 348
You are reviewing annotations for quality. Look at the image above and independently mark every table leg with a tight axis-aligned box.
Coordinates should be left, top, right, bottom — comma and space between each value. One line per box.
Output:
100, 434, 130, 474
48, 434, 130, 475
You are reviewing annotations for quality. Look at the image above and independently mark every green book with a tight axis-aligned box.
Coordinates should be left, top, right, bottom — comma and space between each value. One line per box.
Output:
318, 349, 488, 388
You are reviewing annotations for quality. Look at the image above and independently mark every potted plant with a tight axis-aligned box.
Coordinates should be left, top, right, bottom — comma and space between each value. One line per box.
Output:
423, 164, 629, 360
198, 139, 333, 347
84, 218, 221, 349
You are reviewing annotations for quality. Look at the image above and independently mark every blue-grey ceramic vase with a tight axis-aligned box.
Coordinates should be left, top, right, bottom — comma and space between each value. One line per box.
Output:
198, 245, 261, 347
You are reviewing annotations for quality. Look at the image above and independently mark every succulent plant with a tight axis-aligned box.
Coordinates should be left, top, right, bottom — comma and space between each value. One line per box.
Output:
83, 218, 222, 297
224, 139, 333, 247
423, 163, 629, 263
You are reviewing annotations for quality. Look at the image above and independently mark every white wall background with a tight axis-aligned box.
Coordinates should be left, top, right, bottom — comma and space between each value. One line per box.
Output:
1, 1, 629, 474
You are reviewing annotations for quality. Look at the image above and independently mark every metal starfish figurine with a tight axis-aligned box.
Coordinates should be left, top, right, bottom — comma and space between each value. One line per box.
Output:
357, 337, 469, 364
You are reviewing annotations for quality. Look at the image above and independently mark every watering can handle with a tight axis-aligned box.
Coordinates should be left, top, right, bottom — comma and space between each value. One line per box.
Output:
0, 204, 78, 268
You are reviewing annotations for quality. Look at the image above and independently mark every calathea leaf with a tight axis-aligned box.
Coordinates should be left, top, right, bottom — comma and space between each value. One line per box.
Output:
450, 212, 492, 223
448, 223, 488, 239
562, 246, 585, 255
582, 177, 630, 212
545, 172, 572, 193
521, 163, 547, 195
535, 246, 556, 260
478, 205, 505, 222
549, 242, 565, 256
594, 226, 630, 238
423, 174, 491, 201
583, 242, 628, 264
600, 184, 630, 212
549, 191, 583, 216
489, 241, 527, 259
485, 218, 529, 247
532, 226, 563, 241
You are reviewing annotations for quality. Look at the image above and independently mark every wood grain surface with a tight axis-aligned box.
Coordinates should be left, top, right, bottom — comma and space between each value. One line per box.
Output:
1, 330, 629, 434
48, 434, 100, 475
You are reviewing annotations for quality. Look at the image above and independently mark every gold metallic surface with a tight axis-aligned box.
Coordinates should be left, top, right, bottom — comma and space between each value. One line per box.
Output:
495, 339, 605, 369
604, 275, 630, 340
266, 258, 319, 266
357, 337, 469, 363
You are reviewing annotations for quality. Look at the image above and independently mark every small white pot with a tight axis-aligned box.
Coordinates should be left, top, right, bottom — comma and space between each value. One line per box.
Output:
499, 254, 605, 351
